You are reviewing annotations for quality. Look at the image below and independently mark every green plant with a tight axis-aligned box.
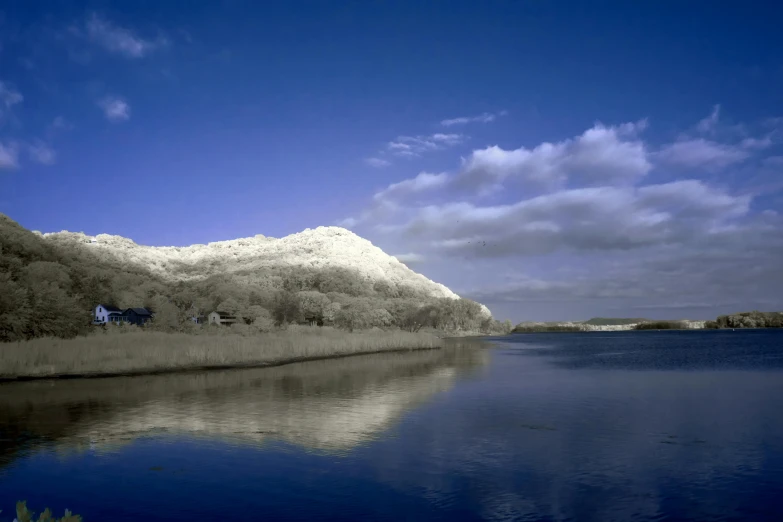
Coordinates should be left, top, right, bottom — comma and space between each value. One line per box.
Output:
7, 501, 82, 522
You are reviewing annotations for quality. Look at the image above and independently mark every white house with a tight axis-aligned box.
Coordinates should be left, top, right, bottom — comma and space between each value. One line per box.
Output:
94, 304, 123, 324
208, 311, 238, 326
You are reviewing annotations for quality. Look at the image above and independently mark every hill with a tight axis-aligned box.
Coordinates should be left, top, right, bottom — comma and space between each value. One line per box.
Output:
0, 214, 499, 342
39, 225, 467, 304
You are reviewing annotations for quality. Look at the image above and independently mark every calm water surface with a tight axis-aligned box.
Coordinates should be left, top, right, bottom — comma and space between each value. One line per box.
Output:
1, 331, 782, 521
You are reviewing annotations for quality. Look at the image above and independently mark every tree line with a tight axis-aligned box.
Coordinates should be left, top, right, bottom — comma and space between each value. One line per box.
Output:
633, 320, 687, 330
704, 311, 783, 329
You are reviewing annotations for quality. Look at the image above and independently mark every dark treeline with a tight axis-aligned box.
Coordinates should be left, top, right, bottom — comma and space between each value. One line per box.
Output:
0, 215, 512, 342
512, 325, 584, 333
705, 311, 783, 329
633, 321, 687, 330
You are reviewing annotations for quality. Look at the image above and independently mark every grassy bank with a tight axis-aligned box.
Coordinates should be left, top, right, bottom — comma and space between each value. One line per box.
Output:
0, 327, 443, 381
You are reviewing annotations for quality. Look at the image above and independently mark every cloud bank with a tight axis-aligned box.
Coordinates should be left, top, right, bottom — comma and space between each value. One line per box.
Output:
340, 107, 783, 320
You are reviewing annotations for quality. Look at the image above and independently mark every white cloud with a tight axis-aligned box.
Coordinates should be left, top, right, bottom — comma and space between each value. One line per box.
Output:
456, 121, 650, 191
740, 135, 773, 150
336, 217, 358, 228
0, 142, 19, 169
393, 253, 425, 266
440, 111, 503, 127
0, 81, 23, 123
0, 81, 23, 108
374, 172, 450, 202
655, 138, 749, 169
338, 176, 437, 230
391, 180, 750, 258
430, 133, 464, 146
386, 133, 465, 157
27, 141, 56, 165
365, 157, 391, 168
656, 105, 776, 170
696, 104, 721, 134
98, 96, 131, 122
49, 116, 74, 132
84, 13, 167, 58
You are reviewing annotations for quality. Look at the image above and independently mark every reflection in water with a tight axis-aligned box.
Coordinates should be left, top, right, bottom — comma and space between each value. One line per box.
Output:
0, 343, 488, 466
4, 332, 781, 521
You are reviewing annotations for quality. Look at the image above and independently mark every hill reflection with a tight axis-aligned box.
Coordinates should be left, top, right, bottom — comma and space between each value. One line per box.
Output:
0, 342, 488, 465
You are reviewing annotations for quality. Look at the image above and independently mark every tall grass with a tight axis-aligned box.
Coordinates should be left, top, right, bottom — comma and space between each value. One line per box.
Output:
0, 326, 443, 380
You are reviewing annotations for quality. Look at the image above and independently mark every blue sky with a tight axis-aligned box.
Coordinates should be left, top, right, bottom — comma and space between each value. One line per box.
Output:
1, 1, 782, 321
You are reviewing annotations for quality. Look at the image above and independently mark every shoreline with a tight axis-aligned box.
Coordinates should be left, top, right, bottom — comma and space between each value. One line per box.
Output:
509, 327, 783, 334
0, 345, 442, 383
0, 328, 445, 383
510, 328, 702, 334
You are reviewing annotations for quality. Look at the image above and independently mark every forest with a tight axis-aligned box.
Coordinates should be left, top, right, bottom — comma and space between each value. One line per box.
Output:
705, 311, 783, 329
0, 214, 512, 342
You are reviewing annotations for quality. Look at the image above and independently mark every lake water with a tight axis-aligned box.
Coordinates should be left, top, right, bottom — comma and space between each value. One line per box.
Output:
1, 330, 782, 521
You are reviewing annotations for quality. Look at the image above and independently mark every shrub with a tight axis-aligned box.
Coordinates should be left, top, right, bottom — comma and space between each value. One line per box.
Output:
6, 501, 82, 522
271, 290, 302, 326
296, 291, 331, 325
229, 323, 252, 336
251, 308, 276, 332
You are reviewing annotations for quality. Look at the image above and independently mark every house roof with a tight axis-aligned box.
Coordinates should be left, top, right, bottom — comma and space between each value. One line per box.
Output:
107, 312, 122, 316
125, 307, 153, 316
213, 311, 237, 318
98, 304, 123, 312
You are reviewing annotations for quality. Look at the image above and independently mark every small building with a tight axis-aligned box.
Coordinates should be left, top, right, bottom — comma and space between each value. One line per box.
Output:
122, 307, 154, 326
208, 311, 238, 326
185, 304, 206, 324
301, 315, 324, 327
94, 304, 123, 324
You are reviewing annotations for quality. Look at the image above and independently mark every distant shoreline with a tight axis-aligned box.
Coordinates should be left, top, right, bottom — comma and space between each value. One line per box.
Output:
510, 327, 782, 334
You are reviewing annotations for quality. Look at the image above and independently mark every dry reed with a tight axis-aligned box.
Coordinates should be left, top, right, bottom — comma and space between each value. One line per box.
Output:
0, 326, 443, 380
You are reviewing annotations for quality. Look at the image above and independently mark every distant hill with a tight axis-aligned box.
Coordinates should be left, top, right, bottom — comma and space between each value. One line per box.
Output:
0, 214, 499, 342
581, 317, 649, 326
